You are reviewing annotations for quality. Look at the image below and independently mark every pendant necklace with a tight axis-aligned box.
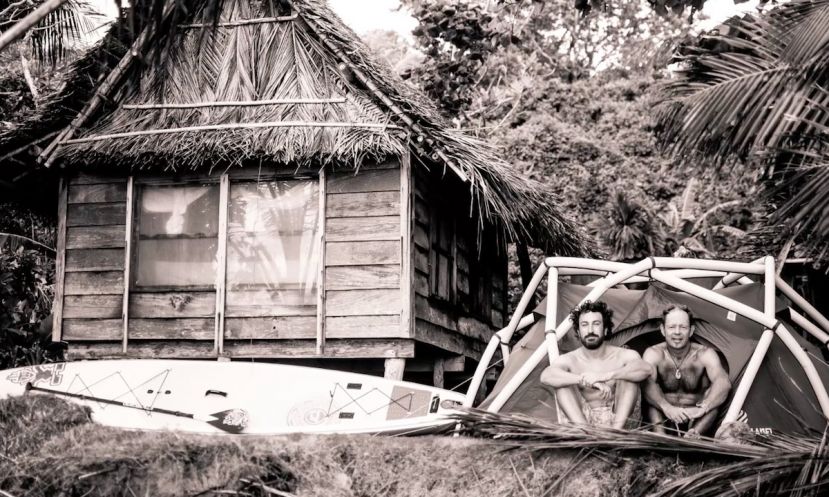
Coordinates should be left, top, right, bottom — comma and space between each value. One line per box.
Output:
668, 349, 691, 380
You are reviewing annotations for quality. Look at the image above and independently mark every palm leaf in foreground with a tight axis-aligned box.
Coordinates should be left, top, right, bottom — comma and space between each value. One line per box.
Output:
453, 409, 829, 496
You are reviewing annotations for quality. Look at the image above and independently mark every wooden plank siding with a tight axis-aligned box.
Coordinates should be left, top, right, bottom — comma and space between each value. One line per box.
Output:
410, 167, 503, 359
60, 175, 129, 343
318, 160, 406, 345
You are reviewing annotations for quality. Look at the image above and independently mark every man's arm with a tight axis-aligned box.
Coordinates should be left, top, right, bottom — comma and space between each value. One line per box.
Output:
686, 348, 732, 420
603, 349, 654, 383
642, 347, 689, 424
540, 354, 581, 388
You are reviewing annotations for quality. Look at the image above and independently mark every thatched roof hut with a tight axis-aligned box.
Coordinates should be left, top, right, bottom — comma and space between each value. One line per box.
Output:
5, 0, 592, 381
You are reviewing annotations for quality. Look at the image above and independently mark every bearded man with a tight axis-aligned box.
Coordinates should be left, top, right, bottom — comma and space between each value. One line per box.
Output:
642, 305, 731, 437
540, 300, 653, 429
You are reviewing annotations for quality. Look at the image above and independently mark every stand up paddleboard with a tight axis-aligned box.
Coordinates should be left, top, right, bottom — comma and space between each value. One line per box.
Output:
0, 360, 466, 435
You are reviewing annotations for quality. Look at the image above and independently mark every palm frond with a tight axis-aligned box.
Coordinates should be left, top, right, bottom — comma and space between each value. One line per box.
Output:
658, 0, 829, 168
454, 409, 829, 497
27, 0, 104, 65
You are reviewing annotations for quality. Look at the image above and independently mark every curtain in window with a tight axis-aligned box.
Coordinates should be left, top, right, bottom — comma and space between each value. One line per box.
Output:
134, 185, 219, 288
226, 181, 320, 308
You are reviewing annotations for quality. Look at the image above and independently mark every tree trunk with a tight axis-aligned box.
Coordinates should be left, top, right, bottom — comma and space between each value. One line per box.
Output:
516, 241, 535, 309
19, 50, 39, 105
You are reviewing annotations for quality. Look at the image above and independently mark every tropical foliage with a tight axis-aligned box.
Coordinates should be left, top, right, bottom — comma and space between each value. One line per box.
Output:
658, 0, 829, 266
0, 202, 57, 370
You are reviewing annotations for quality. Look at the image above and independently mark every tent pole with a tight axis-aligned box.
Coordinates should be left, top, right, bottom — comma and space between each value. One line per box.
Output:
463, 314, 537, 407
789, 309, 829, 345
545, 267, 560, 365
545, 267, 562, 422
724, 330, 774, 423
648, 267, 829, 419
485, 258, 657, 413
723, 256, 777, 423
776, 275, 829, 336
712, 257, 763, 290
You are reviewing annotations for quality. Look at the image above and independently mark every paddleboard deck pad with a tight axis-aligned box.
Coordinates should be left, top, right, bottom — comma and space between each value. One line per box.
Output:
0, 360, 466, 435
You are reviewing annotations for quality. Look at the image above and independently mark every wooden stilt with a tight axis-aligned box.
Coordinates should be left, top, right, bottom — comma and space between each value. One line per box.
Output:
433, 358, 445, 389
383, 358, 405, 381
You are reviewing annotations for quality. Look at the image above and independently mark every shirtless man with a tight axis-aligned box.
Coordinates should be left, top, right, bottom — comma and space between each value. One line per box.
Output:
540, 301, 653, 429
643, 305, 731, 437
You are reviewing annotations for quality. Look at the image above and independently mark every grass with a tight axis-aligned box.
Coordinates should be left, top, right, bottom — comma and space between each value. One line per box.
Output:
1, 396, 729, 497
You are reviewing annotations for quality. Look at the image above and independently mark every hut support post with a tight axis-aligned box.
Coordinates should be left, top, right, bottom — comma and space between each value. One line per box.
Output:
433, 358, 444, 388
723, 256, 776, 423
316, 168, 326, 355
215, 174, 229, 356
121, 177, 134, 353
384, 358, 405, 381
52, 177, 67, 343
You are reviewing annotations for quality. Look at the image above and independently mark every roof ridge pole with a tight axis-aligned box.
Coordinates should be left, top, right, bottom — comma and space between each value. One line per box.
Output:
648, 265, 829, 420
39, 0, 177, 167
463, 262, 548, 407
722, 256, 777, 424
485, 257, 657, 413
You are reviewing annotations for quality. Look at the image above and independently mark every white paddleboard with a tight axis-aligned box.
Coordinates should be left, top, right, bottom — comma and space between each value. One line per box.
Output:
0, 360, 467, 435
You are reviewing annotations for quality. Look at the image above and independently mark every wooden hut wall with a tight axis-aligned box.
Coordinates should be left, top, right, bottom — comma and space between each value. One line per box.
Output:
411, 167, 507, 360
55, 162, 413, 361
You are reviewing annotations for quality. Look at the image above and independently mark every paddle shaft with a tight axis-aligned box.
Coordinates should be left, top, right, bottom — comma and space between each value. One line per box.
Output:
26, 382, 198, 419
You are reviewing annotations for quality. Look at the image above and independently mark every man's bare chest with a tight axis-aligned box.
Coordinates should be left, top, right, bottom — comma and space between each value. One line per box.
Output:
656, 359, 709, 393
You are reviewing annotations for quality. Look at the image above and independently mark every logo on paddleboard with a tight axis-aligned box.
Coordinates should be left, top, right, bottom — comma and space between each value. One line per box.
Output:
287, 401, 329, 426
6, 363, 65, 387
221, 409, 250, 430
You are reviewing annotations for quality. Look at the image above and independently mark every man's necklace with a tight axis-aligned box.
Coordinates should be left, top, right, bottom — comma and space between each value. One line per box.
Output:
668, 348, 692, 380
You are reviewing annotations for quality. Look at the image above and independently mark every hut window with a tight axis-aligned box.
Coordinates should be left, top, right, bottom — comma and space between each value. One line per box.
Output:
133, 184, 220, 289
225, 180, 319, 311
430, 205, 455, 302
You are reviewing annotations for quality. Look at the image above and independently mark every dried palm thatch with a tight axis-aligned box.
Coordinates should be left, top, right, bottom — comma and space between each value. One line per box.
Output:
28, 0, 594, 255
454, 409, 829, 497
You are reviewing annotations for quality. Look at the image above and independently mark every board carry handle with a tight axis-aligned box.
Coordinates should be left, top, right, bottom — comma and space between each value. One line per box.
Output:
25, 383, 249, 434
205, 389, 228, 397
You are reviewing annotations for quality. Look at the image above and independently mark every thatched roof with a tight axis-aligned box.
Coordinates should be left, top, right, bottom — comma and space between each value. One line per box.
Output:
7, 0, 594, 255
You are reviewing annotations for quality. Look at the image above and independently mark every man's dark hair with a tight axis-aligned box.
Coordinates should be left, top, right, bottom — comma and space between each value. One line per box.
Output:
661, 304, 695, 325
569, 300, 614, 334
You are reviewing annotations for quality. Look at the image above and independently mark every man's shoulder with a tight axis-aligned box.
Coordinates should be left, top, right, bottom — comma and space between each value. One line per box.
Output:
606, 344, 640, 357
643, 343, 666, 356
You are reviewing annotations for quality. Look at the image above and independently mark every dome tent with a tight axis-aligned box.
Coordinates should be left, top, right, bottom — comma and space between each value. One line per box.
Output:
471, 257, 829, 436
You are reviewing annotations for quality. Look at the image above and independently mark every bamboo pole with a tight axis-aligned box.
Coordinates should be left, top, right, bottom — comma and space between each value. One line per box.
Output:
122, 97, 346, 110
39, 0, 175, 167
177, 14, 298, 28
0, 0, 68, 54
61, 121, 403, 145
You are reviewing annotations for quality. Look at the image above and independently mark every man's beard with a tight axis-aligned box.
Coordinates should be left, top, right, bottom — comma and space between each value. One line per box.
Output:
580, 333, 604, 350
